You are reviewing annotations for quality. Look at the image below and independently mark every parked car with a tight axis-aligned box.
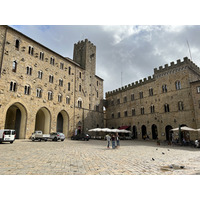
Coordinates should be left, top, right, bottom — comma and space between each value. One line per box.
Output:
31, 130, 50, 141
0, 129, 16, 144
71, 133, 90, 141
50, 132, 65, 141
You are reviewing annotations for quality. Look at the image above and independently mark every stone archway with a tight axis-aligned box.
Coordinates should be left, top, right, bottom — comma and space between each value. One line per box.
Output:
35, 107, 51, 134
141, 125, 147, 139
132, 126, 137, 139
5, 102, 27, 139
152, 124, 158, 139
165, 125, 173, 141
56, 110, 69, 137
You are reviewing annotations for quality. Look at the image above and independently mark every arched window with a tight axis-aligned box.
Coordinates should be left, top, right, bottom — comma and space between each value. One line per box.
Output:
150, 105, 155, 113
141, 107, 145, 115
68, 82, 70, 91
162, 84, 167, 93
59, 79, 63, 87
36, 88, 42, 98
149, 88, 153, 96
58, 94, 62, 102
40, 52, 44, 60
38, 71, 43, 79
78, 100, 82, 108
131, 94, 134, 101
50, 57, 55, 65
24, 85, 30, 95
28, 46, 34, 55
60, 63, 64, 70
15, 39, 20, 49
49, 75, 54, 83
139, 91, 143, 99
175, 81, 181, 90
48, 91, 53, 100
178, 101, 184, 111
132, 108, 135, 116
164, 104, 170, 112
12, 61, 17, 72
26, 66, 32, 75
66, 96, 70, 104
79, 84, 81, 92
10, 81, 17, 92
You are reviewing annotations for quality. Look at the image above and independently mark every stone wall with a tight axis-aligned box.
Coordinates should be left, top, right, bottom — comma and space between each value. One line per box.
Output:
0, 26, 104, 138
106, 57, 200, 141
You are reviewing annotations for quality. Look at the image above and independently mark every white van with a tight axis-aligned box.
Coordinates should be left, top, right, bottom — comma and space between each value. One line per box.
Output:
0, 129, 16, 144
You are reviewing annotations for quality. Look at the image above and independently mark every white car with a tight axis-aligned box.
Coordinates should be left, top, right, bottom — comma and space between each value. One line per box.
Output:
50, 132, 65, 141
0, 129, 16, 144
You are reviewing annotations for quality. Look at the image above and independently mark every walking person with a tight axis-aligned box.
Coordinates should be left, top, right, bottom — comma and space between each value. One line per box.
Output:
105, 134, 111, 148
111, 134, 116, 149
116, 132, 120, 148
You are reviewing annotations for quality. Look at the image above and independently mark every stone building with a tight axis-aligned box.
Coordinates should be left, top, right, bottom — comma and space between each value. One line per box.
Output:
0, 25, 104, 139
105, 57, 200, 141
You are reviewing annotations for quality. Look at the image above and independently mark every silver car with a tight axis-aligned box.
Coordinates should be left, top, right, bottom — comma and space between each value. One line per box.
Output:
50, 132, 65, 141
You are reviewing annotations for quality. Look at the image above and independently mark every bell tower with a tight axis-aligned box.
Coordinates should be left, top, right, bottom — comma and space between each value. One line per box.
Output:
73, 39, 96, 75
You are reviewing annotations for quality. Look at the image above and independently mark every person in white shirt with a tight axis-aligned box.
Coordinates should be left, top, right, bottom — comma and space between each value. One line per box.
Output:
105, 134, 111, 148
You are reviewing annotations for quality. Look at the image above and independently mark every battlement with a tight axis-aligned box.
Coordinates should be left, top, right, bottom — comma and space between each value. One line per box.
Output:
106, 57, 200, 98
74, 38, 95, 48
154, 57, 200, 74
106, 75, 154, 97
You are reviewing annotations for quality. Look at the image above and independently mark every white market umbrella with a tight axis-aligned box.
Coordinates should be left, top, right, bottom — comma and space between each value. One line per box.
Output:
119, 129, 131, 133
171, 126, 196, 132
181, 126, 196, 131
101, 128, 111, 132
88, 128, 103, 132
109, 129, 121, 133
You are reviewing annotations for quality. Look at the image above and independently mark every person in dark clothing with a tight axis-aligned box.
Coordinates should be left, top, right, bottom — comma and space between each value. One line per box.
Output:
111, 134, 116, 149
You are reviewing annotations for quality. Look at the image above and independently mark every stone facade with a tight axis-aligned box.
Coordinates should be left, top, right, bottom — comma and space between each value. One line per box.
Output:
0, 25, 104, 139
106, 57, 200, 141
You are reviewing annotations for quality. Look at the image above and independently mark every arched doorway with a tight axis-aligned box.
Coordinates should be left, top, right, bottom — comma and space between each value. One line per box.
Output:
180, 124, 189, 142
132, 126, 137, 139
5, 102, 27, 139
35, 107, 51, 134
165, 125, 173, 141
56, 110, 69, 136
141, 125, 147, 139
152, 124, 158, 139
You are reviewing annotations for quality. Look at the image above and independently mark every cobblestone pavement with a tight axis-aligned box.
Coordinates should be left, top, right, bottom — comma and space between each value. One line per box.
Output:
0, 139, 200, 175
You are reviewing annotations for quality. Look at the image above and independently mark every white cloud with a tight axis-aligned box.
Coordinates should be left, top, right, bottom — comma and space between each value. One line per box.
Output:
10, 25, 200, 94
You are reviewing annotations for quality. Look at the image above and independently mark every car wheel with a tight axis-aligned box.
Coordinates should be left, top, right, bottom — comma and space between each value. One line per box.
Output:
54, 137, 58, 141
61, 139, 64, 141
31, 138, 35, 141
10, 141, 13, 144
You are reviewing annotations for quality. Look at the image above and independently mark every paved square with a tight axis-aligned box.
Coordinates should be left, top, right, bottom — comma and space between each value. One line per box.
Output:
0, 139, 200, 175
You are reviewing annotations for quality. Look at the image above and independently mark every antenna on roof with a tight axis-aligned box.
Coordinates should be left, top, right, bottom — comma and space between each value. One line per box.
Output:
186, 39, 192, 61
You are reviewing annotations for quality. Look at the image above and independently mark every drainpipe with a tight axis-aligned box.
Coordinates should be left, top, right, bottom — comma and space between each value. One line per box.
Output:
0, 26, 8, 78
73, 65, 77, 135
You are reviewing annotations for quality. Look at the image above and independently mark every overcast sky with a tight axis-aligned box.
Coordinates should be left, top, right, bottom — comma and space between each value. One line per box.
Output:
10, 25, 200, 95
10, 25, 200, 94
